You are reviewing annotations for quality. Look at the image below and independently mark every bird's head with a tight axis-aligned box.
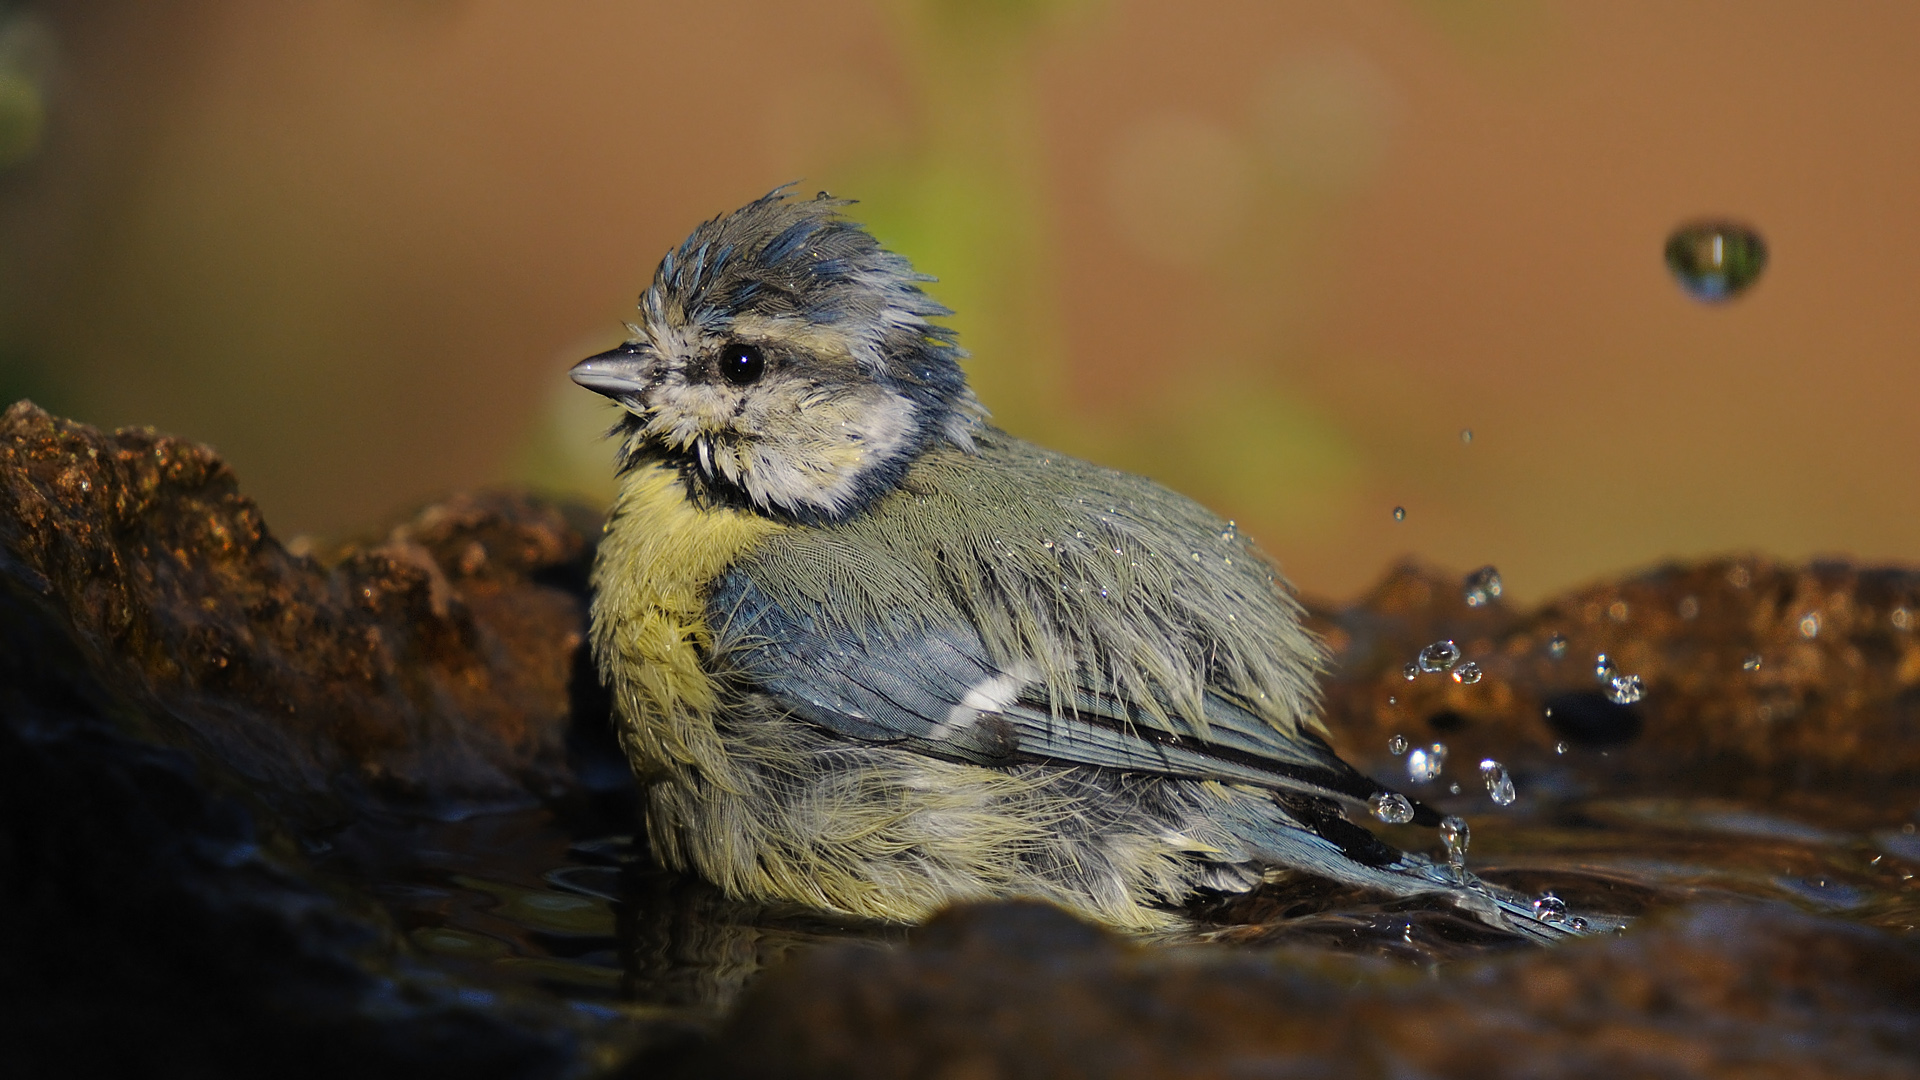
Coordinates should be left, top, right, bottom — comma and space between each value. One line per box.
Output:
571, 189, 986, 524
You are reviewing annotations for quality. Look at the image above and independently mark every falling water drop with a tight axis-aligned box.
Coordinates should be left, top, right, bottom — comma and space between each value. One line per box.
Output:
1459, 428, 1474, 445
1407, 743, 1447, 783
1387, 734, 1409, 755
1593, 653, 1617, 683
1392, 505, 1406, 522
1369, 792, 1415, 825
1607, 674, 1646, 705
1451, 662, 1483, 686
1417, 640, 1461, 673
1798, 612, 1821, 639
1402, 662, 1419, 682
1546, 633, 1569, 660
1665, 220, 1767, 302
1462, 566, 1503, 607
1479, 759, 1515, 806
1439, 815, 1470, 877
1742, 654, 1763, 672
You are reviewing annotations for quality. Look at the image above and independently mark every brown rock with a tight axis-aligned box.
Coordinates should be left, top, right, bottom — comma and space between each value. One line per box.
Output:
1309, 559, 1920, 817
691, 899, 1920, 1080
0, 401, 594, 819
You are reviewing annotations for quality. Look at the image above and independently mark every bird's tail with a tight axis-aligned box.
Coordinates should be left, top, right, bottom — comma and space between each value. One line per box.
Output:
1213, 792, 1622, 943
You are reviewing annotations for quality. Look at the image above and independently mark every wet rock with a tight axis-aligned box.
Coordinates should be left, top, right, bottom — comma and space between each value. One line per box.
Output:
0, 557, 660, 1077
1309, 559, 1920, 814
4, 404, 1919, 1078
684, 899, 1920, 1080
0, 401, 590, 823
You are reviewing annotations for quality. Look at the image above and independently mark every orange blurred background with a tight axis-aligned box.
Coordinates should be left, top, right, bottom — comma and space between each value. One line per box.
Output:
2, 1, 1916, 602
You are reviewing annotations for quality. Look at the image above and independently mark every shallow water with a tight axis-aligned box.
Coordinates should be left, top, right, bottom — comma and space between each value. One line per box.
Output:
5, 407, 1917, 1075
301, 779, 1917, 1023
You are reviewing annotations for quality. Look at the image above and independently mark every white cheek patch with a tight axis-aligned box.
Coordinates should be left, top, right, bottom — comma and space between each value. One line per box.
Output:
930, 665, 1036, 739
740, 387, 918, 517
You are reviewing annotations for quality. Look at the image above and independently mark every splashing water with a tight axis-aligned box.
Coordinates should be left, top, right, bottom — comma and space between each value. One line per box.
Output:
1439, 815, 1470, 877
1664, 220, 1767, 302
1607, 674, 1646, 705
1531, 892, 1569, 924
1369, 792, 1415, 825
1462, 566, 1502, 607
1407, 743, 1447, 784
1417, 640, 1461, 673
1480, 759, 1516, 806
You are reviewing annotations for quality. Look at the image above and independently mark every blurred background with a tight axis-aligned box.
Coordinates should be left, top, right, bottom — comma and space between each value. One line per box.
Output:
1, 1, 1915, 603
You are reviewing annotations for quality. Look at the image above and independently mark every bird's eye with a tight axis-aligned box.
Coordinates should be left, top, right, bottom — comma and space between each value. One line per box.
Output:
717, 342, 765, 387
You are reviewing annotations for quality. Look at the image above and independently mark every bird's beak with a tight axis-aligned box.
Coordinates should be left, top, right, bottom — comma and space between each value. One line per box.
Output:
570, 343, 650, 398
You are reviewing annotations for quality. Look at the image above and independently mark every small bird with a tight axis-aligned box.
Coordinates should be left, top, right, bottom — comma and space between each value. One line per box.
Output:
573, 189, 1573, 940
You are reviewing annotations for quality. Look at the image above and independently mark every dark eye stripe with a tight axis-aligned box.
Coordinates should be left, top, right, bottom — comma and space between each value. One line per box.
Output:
718, 342, 765, 387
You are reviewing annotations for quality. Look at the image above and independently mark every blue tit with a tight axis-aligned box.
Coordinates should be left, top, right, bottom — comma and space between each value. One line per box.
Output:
571, 188, 1574, 941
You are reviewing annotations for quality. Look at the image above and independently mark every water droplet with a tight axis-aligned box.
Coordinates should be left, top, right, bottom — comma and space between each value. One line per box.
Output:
1392, 505, 1406, 522
1439, 815, 1470, 875
1607, 673, 1645, 705
1459, 428, 1474, 444
1220, 529, 1235, 542
1451, 661, 1483, 685
1555, 741, 1568, 755
1480, 759, 1515, 805
1402, 662, 1419, 681
1798, 612, 1820, 639
1593, 653, 1617, 683
1191, 551, 1203, 563
1462, 566, 1503, 607
1546, 633, 1569, 660
1449, 782, 1462, 795
1531, 892, 1568, 924
1387, 695, 1396, 706
1665, 220, 1767, 302
1893, 607, 1912, 631
1567, 916, 1589, 932
1417, 640, 1461, 672
1369, 792, 1415, 824
1678, 596, 1700, 620
1742, 654, 1762, 672
1042, 539, 1055, 549
1387, 734, 1409, 755
1097, 587, 1109, 598
1407, 743, 1447, 783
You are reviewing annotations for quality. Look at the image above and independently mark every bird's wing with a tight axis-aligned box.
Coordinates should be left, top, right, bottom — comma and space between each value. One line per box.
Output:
708, 566, 1410, 816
